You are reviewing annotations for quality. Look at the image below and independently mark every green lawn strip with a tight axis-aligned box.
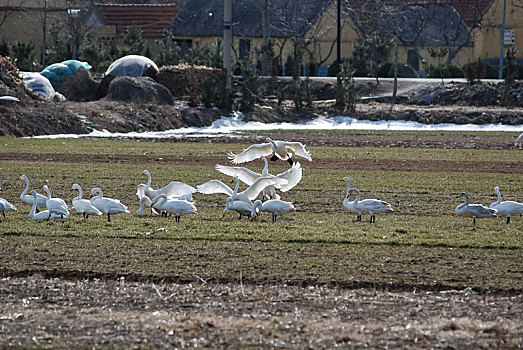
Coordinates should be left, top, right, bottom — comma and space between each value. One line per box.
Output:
2, 136, 521, 164
1, 229, 521, 291
0, 139, 521, 292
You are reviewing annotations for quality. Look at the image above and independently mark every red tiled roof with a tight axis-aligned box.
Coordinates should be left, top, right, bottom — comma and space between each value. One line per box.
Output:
348, 0, 493, 26
94, 3, 178, 38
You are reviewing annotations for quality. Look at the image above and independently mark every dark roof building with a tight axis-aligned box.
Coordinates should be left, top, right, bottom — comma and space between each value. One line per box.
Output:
87, 3, 178, 38
170, 0, 358, 38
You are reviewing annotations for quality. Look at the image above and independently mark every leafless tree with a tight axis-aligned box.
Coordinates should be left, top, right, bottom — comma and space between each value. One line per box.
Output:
0, 0, 29, 32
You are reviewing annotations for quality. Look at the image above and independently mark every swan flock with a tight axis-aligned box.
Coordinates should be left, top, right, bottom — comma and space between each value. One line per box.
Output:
2, 137, 521, 228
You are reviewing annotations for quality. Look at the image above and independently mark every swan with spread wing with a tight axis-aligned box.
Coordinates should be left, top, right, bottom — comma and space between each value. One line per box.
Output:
228, 138, 311, 165
216, 156, 302, 200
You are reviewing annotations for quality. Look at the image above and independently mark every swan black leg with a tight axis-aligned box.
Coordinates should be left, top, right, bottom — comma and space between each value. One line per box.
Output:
507, 217, 511, 224
1, 211, 4, 218
357, 214, 361, 222
175, 216, 180, 223
107, 213, 111, 222
272, 214, 277, 223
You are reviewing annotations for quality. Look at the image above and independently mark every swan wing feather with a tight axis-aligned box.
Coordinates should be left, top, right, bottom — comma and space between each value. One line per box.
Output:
215, 164, 261, 185
242, 177, 286, 200
228, 143, 273, 164
197, 180, 234, 196
276, 162, 302, 191
285, 142, 312, 161
156, 181, 197, 197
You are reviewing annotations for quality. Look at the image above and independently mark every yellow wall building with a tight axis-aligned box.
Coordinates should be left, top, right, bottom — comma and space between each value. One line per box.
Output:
472, 0, 523, 64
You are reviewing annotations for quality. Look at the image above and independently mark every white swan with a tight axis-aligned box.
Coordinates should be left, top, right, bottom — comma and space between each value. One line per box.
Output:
223, 197, 253, 220
90, 188, 130, 222
18, 175, 47, 210
43, 185, 70, 220
251, 199, 295, 223
456, 192, 497, 227
29, 190, 62, 220
0, 197, 17, 217
216, 156, 302, 200
348, 188, 393, 223
72, 184, 102, 219
142, 170, 196, 200
197, 175, 287, 205
228, 137, 312, 165
515, 132, 523, 146
341, 177, 364, 221
489, 186, 523, 224
151, 194, 197, 223
137, 195, 160, 216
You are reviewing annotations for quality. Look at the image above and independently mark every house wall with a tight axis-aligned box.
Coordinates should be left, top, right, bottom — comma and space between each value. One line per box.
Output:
0, 9, 65, 69
472, 0, 523, 62
171, 1, 362, 75
398, 46, 475, 68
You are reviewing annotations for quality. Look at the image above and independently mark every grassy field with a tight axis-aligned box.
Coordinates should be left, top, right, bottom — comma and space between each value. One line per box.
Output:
0, 134, 522, 293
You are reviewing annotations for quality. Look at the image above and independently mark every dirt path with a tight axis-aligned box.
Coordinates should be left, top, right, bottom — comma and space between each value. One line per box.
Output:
1, 275, 521, 349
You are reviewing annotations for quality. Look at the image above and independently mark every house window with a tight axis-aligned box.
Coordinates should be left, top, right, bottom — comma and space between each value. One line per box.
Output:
407, 50, 419, 71
239, 39, 251, 59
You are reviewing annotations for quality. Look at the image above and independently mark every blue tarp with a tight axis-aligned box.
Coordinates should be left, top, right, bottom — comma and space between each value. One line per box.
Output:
40, 60, 92, 88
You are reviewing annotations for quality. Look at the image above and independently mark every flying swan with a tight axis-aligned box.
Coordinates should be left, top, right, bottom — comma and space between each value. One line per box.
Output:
455, 192, 497, 228
72, 184, 102, 219
197, 175, 287, 205
90, 188, 130, 222
489, 186, 523, 224
216, 156, 302, 200
228, 137, 312, 165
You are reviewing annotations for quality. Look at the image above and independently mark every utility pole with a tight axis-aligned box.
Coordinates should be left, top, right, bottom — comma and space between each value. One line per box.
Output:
224, 0, 232, 90
337, 0, 341, 62
498, 0, 507, 79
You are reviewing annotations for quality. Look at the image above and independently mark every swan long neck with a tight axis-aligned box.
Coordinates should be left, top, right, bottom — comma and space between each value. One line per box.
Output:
20, 177, 30, 199
232, 179, 240, 195
261, 157, 269, 176
352, 189, 360, 204
73, 185, 83, 201
30, 192, 37, 218
224, 197, 232, 213
139, 196, 151, 212
252, 200, 262, 216
344, 180, 351, 199
462, 193, 470, 205
494, 187, 502, 205
92, 188, 103, 198
43, 186, 51, 199
145, 171, 152, 190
